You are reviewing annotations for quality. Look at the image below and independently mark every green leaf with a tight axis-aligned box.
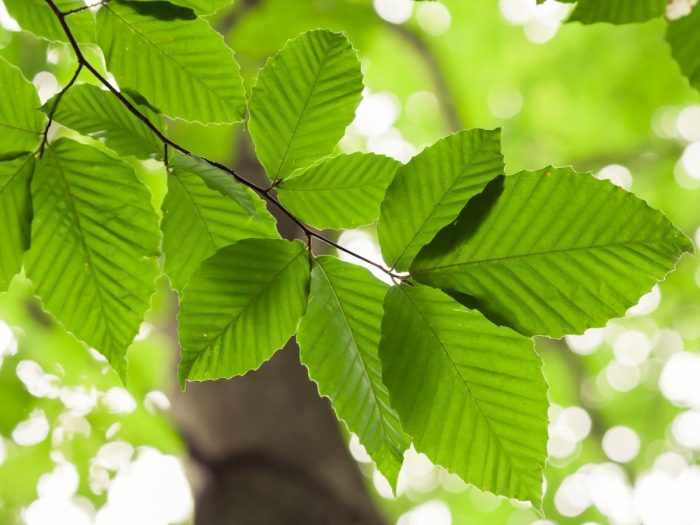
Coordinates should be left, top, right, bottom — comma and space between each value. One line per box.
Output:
97, 1, 246, 124
276, 153, 399, 230
248, 30, 363, 182
297, 256, 408, 487
0, 56, 46, 156
3, 0, 95, 43
24, 139, 161, 380
379, 284, 548, 505
129, 0, 233, 14
666, 7, 700, 91
162, 153, 279, 292
378, 129, 503, 272
0, 155, 34, 292
411, 167, 694, 337
568, 0, 665, 24
178, 238, 310, 386
44, 84, 164, 160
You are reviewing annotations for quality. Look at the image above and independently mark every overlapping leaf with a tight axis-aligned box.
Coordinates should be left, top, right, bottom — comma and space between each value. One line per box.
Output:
248, 30, 363, 182
24, 139, 161, 380
666, 6, 700, 91
0, 57, 46, 156
380, 285, 548, 505
378, 129, 503, 272
298, 257, 407, 487
0, 155, 34, 292
129, 0, 233, 14
568, 0, 665, 24
178, 238, 310, 386
411, 167, 693, 337
277, 153, 399, 230
3, 0, 95, 44
97, 1, 245, 123
44, 84, 164, 160
162, 153, 279, 292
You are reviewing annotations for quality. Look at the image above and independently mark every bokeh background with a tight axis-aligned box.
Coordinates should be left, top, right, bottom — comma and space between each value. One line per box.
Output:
0, 0, 699, 524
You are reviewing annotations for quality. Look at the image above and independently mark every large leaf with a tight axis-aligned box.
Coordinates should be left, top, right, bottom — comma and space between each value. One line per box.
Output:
97, 1, 246, 124
3, 0, 95, 44
378, 129, 503, 272
178, 238, 310, 386
0, 155, 34, 292
162, 153, 279, 292
568, 0, 665, 24
380, 284, 548, 505
128, 0, 233, 14
666, 6, 700, 91
0, 57, 46, 156
277, 153, 399, 230
297, 257, 408, 487
44, 84, 164, 160
411, 167, 694, 337
248, 30, 363, 182
24, 139, 161, 380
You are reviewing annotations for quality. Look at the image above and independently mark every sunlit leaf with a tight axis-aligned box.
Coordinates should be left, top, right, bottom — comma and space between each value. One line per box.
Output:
568, 0, 665, 24
298, 256, 408, 487
3, 0, 95, 43
24, 139, 161, 380
178, 238, 310, 386
97, 1, 246, 123
248, 29, 363, 182
378, 129, 503, 272
380, 284, 548, 505
277, 153, 399, 230
411, 167, 694, 337
162, 153, 279, 292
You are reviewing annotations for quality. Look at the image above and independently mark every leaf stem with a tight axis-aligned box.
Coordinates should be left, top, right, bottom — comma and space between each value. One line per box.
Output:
43, 0, 407, 282
38, 62, 83, 157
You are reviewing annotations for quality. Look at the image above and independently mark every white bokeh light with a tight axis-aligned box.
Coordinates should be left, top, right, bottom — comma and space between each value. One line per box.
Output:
353, 92, 400, 138
373, 0, 413, 24
602, 426, 640, 463
626, 285, 661, 317
677, 105, 700, 141
415, 2, 451, 36
396, 500, 451, 525
659, 352, 700, 409
680, 142, 700, 180
597, 164, 633, 191
565, 327, 605, 355
613, 330, 651, 366
12, 409, 50, 447
672, 410, 700, 450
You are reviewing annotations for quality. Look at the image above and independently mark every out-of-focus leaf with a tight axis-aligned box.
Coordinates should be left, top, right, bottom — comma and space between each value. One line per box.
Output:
666, 6, 700, 91
277, 153, 399, 230
568, 0, 665, 24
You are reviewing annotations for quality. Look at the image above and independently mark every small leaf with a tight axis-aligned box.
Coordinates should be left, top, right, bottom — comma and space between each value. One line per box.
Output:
97, 1, 246, 124
378, 129, 503, 272
277, 153, 399, 230
411, 168, 694, 337
0, 155, 34, 293
380, 284, 548, 505
178, 238, 310, 386
248, 30, 363, 182
161, 153, 279, 291
44, 84, 164, 160
666, 6, 700, 91
0, 56, 46, 156
568, 0, 665, 24
25, 139, 161, 380
3, 0, 95, 44
298, 257, 408, 487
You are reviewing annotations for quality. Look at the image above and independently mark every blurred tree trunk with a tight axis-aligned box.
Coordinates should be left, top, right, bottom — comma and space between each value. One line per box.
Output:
168, 138, 384, 525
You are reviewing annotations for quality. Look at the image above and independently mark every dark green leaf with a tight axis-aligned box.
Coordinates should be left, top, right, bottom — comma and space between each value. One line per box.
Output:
128, 0, 233, 14
568, 0, 665, 24
378, 129, 503, 272
298, 256, 408, 487
380, 284, 548, 505
666, 6, 700, 90
411, 168, 694, 337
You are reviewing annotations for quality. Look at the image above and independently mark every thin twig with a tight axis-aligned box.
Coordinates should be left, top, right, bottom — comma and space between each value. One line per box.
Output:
38, 63, 83, 156
42, 0, 407, 282
62, 0, 109, 16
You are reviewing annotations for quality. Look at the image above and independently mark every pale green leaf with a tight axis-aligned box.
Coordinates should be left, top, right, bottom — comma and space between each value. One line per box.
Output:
380, 285, 548, 505
412, 168, 694, 337
162, 153, 279, 292
378, 129, 503, 272
277, 153, 399, 230
666, 6, 700, 90
128, 0, 233, 14
24, 139, 161, 380
568, 0, 665, 24
248, 30, 363, 182
0, 56, 46, 156
178, 238, 310, 386
97, 1, 246, 124
3, 0, 95, 43
0, 155, 34, 292
298, 257, 408, 487
44, 84, 164, 160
